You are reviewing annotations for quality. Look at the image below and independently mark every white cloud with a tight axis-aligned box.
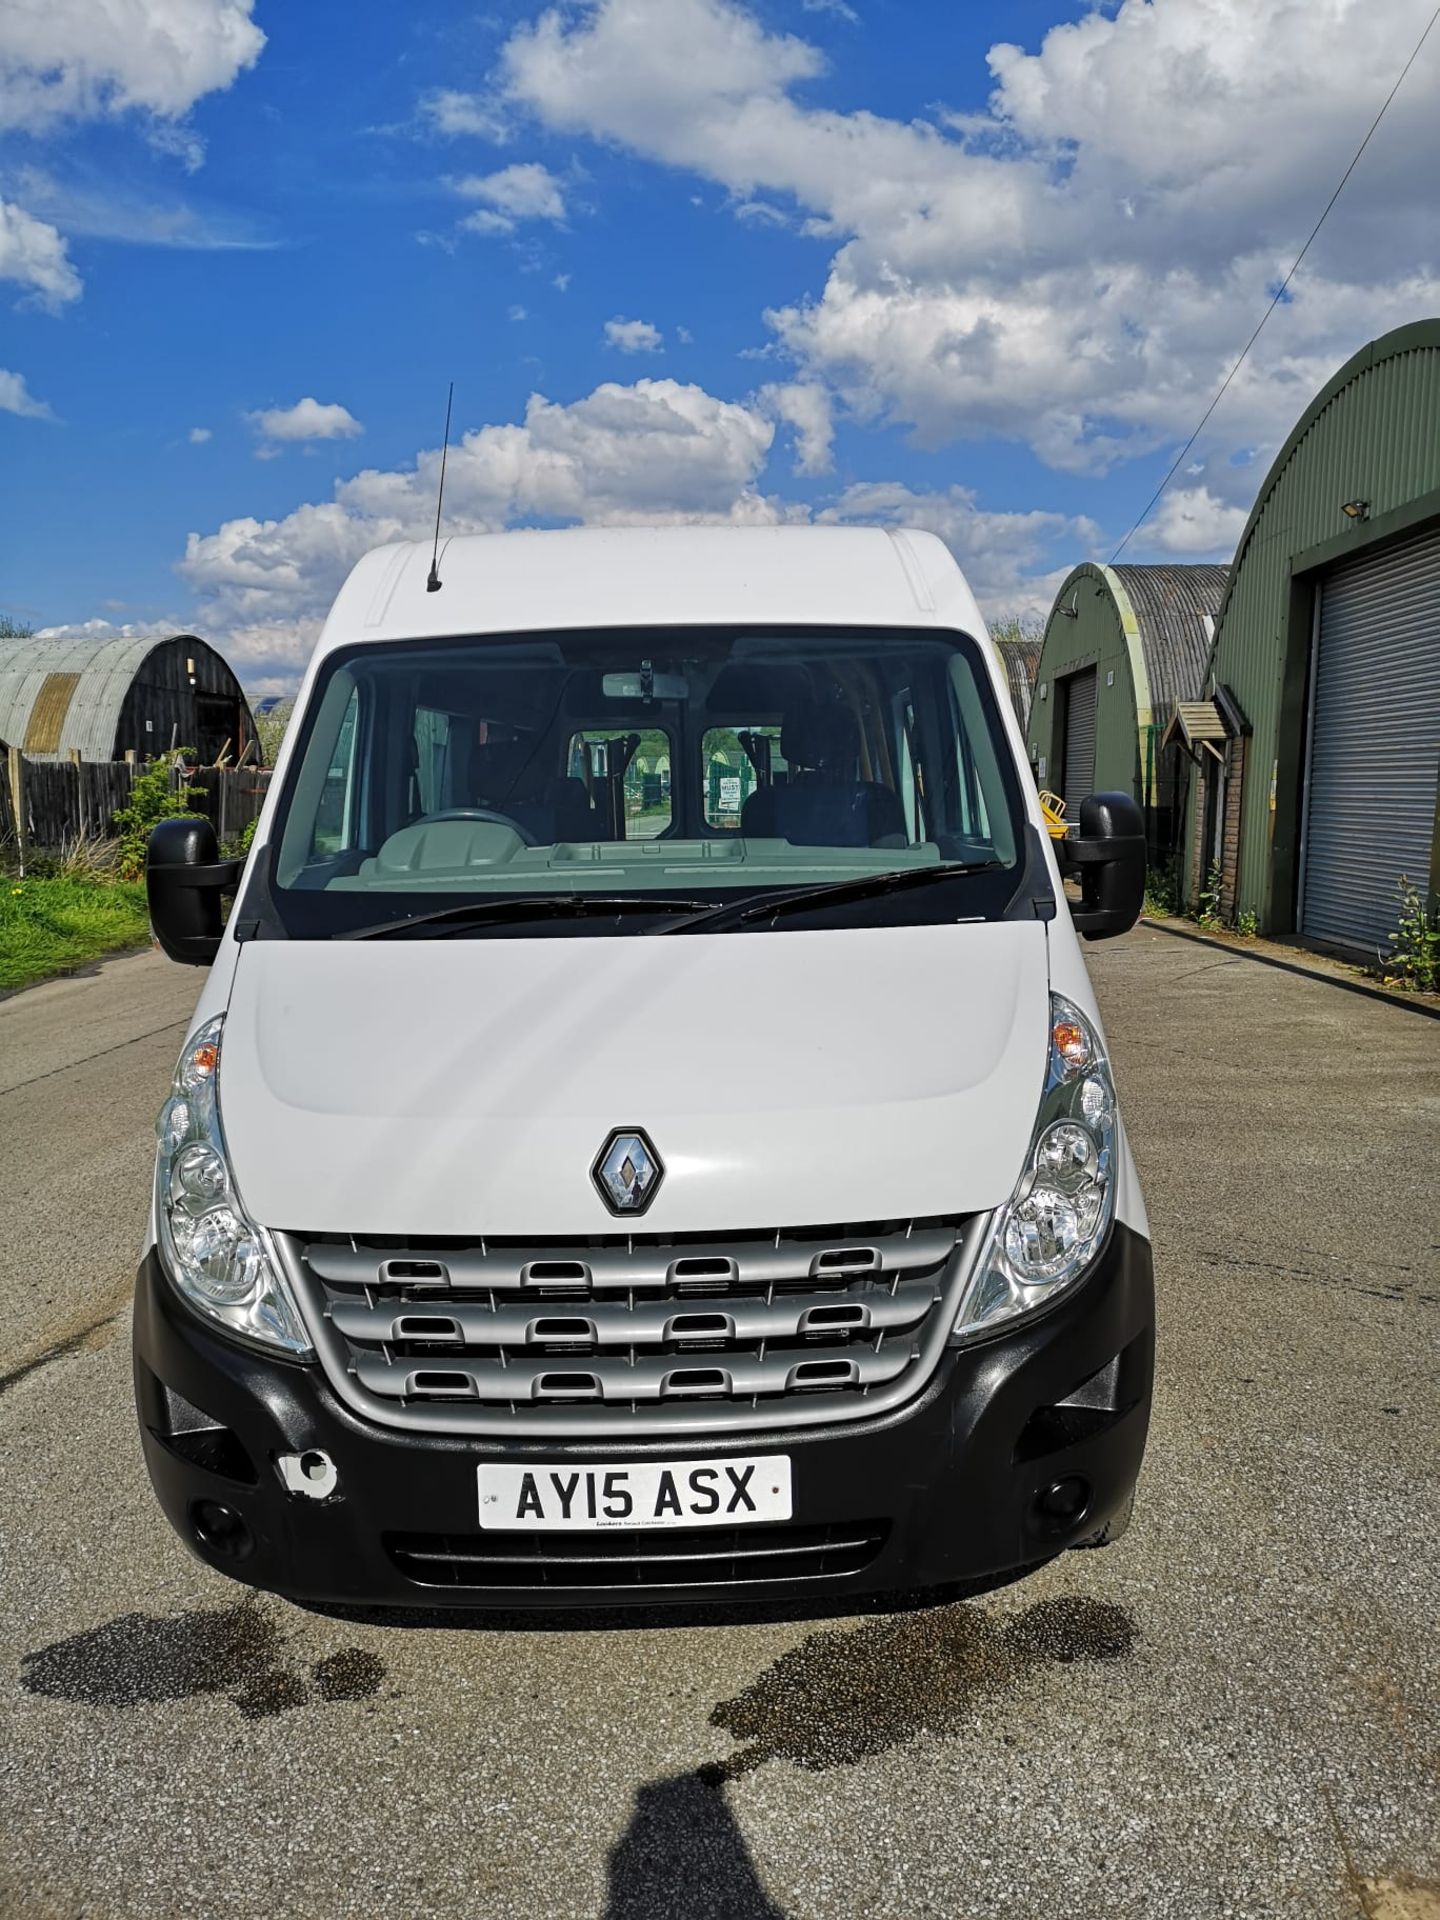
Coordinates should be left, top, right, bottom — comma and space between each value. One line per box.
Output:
453, 161, 566, 234
604, 316, 663, 353
178, 379, 782, 664
35, 615, 181, 643
247, 398, 364, 445
421, 88, 510, 141
501, 0, 822, 162
460, 208, 514, 237
802, 0, 858, 20
168, 374, 1101, 684
145, 119, 206, 172
1138, 485, 1249, 557
8, 164, 281, 251
761, 380, 833, 474
494, 0, 1440, 477
819, 482, 1099, 623
0, 0, 264, 135
732, 198, 789, 227
0, 367, 53, 419
188, 425, 212, 444
0, 197, 82, 308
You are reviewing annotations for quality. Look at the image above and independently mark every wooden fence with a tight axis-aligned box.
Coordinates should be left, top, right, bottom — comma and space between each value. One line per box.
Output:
2, 748, 271, 863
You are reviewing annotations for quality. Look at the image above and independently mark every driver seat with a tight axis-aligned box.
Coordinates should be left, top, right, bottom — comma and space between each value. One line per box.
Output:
741, 700, 905, 848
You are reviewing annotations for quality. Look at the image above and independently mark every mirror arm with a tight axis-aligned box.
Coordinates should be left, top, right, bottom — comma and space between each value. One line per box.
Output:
148, 859, 245, 891
1058, 836, 1144, 870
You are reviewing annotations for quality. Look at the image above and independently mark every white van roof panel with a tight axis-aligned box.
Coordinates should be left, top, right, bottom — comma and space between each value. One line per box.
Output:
318, 525, 986, 653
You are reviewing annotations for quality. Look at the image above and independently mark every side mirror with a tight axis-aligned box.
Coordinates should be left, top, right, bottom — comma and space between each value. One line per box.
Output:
146, 817, 244, 966
1059, 791, 1146, 941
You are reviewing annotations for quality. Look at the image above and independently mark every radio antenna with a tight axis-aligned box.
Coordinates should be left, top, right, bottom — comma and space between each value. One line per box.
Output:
426, 381, 454, 593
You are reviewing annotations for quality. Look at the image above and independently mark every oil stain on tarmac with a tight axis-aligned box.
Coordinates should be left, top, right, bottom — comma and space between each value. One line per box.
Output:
704, 1593, 1136, 1779
19, 1601, 386, 1718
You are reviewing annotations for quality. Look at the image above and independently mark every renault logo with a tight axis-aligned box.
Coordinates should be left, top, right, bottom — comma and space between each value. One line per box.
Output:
592, 1129, 664, 1215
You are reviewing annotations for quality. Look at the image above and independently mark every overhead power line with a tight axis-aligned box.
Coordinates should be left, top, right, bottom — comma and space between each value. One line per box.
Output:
1110, 3, 1440, 563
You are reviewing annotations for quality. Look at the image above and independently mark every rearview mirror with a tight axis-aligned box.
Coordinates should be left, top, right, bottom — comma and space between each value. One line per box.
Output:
601, 670, 689, 702
146, 817, 244, 966
1058, 792, 1146, 941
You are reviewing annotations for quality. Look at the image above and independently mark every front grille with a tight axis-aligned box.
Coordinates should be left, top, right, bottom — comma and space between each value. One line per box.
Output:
385, 1520, 889, 1590
282, 1216, 976, 1438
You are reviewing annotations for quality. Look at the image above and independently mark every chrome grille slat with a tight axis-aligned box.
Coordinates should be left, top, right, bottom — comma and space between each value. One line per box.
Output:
326, 1277, 936, 1350
385, 1520, 891, 1588
351, 1339, 914, 1405
283, 1215, 976, 1437
302, 1227, 957, 1294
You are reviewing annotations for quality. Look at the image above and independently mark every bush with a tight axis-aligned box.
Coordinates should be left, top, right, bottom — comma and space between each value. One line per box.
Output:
220, 816, 259, 861
1379, 877, 1439, 994
111, 751, 203, 881
254, 700, 293, 767
1143, 859, 1180, 918
1194, 864, 1224, 932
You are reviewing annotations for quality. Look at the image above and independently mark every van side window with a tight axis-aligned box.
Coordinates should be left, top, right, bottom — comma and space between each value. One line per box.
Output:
413, 706, 460, 816
313, 686, 360, 856
702, 725, 789, 830
894, 696, 926, 842
947, 655, 1015, 863
567, 728, 672, 839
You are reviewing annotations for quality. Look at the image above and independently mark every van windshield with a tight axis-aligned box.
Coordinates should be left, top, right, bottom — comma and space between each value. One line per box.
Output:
261, 626, 1030, 937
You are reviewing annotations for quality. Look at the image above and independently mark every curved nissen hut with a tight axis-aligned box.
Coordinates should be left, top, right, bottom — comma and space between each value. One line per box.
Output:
1183, 319, 1440, 953
1029, 564, 1229, 850
0, 632, 256, 765
993, 631, 1043, 732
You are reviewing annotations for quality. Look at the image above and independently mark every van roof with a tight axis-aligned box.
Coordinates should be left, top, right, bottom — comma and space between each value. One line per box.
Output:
317, 525, 985, 654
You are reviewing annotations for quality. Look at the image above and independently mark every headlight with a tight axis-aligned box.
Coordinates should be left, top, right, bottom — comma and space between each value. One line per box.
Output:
155, 1017, 311, 1355
954, 993, 1117, 1340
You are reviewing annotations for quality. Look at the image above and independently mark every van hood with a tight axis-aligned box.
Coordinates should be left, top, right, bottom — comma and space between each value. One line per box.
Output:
218, 923, 1050, 1237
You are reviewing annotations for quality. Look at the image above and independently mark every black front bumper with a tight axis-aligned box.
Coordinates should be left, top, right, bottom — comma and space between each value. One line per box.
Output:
133, 1223, 1154, 1612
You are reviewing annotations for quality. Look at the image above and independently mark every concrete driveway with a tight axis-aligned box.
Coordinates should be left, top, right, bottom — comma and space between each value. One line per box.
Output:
0, 933, 1436, 1920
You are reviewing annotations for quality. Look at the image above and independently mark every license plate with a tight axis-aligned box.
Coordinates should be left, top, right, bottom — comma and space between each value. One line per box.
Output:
477, 1455, 792, 1530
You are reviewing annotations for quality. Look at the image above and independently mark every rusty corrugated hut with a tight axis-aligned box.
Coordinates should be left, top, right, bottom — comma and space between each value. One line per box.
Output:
0, 631, 255, 765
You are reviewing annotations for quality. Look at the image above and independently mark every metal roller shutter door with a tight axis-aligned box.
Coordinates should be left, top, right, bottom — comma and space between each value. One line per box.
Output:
1061, 669, 1097, 823
1301, 523, 1440, 952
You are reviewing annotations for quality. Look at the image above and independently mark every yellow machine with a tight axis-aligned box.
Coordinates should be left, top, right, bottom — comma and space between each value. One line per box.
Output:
1037, 790, 1070, 840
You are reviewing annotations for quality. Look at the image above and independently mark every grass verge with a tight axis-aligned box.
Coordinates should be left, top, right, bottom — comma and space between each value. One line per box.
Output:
0, 875, 151, 994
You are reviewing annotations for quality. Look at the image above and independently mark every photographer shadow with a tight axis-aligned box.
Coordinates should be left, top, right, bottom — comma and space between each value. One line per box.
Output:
604, 1768, 785, 1920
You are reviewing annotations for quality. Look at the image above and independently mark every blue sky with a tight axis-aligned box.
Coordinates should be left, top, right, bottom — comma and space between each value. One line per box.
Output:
3, 0, 1438, 692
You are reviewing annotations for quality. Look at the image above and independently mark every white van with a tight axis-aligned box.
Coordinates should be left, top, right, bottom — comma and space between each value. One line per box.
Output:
138, 526, 1153, 1609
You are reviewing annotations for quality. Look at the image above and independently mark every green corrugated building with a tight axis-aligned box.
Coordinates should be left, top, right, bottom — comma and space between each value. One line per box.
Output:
1174, 319, 1440, 955
1029, 564, 1229, 853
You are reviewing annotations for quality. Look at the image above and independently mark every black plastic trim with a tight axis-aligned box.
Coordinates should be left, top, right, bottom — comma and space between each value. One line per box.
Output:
131, 1220, 1154, 1611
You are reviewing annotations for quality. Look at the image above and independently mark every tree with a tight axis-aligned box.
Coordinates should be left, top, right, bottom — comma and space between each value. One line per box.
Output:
111, 750, 204, 880
253, 699, 294, 767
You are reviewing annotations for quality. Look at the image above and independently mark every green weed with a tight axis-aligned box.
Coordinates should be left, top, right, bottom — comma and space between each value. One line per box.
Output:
0, 874, 151, 993
1378, 877, 1439, 994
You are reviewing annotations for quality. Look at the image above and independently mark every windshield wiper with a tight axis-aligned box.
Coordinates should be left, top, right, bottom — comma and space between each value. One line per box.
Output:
341, 894, 714, 941
651, 861, 1004, 935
